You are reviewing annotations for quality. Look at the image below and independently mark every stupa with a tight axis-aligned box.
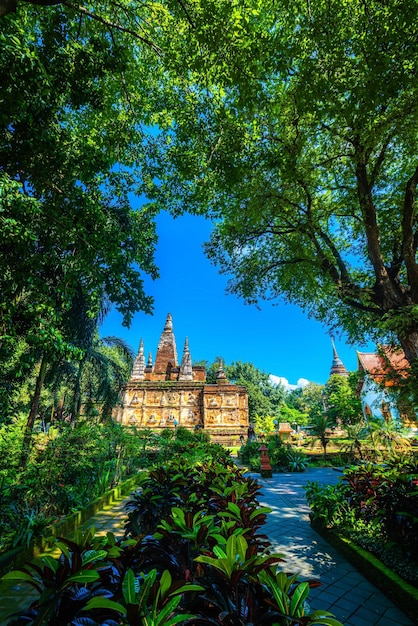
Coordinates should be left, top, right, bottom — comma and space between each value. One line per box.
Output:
115, 314, 249, 445
329, 337, 349, 377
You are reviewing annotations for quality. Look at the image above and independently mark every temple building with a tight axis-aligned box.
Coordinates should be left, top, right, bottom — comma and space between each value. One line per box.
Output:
357, 347, 417, 429
115, 314, 249, 444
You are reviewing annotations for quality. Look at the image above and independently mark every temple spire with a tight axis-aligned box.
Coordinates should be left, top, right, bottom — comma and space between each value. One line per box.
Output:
179, 337, 193, 381
131, 339, 146, 380
154, 313, 178, 374
330, 336, 348, 377
216, 358, 228, 383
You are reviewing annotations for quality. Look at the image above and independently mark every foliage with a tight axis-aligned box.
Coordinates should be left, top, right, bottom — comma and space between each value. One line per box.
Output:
338, 421, 369, 462
305, 458, 418, 580
308, 415, 334, 458
139, 0, 418, 367
279, 403, 309, 428
285, 449, 308, 473
240, 435, 308, 472
324, 374, 363, 426
366, 418, 412, 459
0, 422, 156, 551
1, 4, 159, 355
304, 481, 351, 529
2, 458, 343, 625
288, 384, 325, 421
253, 413, 277, 436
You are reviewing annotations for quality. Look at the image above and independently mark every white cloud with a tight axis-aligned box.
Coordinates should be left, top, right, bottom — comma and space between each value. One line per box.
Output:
269, 375, 310, 391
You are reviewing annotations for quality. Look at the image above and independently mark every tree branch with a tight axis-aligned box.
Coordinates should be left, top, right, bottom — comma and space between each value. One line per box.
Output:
61, 1, 162, 55
370, 136, 391, 188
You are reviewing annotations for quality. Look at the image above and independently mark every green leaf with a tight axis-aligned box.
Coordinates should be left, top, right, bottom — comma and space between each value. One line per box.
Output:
159, 569, 172, 598
81, 549, 108, 566
290, 581, 309, 616
170, 584, 205, 595
1, 570, 37, 583
41, 556, 59, 573
122, 568, 137, 604
66, 570, 100, 583
250, 506, 271, 520
84, 597, 126, 614
227, 501, 242, 518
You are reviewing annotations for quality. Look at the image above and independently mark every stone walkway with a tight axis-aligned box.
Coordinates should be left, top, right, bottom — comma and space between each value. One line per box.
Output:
253, 467, 416, 626
0, 468, 416, 625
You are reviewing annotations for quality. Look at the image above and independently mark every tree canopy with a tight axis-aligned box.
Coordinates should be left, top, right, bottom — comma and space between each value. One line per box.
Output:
140, 0, 418, 364
1, 2, 163, 375
324, 374, 363, 426
3, 0, 418, 435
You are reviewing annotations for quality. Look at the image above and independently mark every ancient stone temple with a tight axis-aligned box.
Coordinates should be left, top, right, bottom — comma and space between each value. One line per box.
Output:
329, 337, 349, 377
115, 314, 249, 445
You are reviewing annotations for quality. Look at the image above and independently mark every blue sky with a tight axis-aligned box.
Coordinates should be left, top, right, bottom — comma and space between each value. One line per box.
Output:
100, 210, 375, 389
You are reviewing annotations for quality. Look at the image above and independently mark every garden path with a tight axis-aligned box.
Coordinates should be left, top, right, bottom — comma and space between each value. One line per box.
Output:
253, 467, 415, 626
0, 468, 415, 625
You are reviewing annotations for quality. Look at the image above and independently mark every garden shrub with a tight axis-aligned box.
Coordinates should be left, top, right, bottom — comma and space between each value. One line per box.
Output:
0, 421, 176, 552
2, 458, 344, 626
304, 457, 418, 585
240, 436, 307, 472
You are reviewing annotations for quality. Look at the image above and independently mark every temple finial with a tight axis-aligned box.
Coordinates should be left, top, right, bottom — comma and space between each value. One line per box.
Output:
154, 313, 178, 373
216, 358, 228, 383
164, 313, 173, 331
179, 337, 193, 381
131, 339, 146, 380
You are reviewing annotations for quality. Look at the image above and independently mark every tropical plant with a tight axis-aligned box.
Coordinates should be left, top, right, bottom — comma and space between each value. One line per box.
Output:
338, 421, 369, 462
366, 418, 412, 459
285, 449, 308, 473
309, 415, 334, 458
259, 569, 343, 626
304, 481, 351, 529
2, 459, 344, 626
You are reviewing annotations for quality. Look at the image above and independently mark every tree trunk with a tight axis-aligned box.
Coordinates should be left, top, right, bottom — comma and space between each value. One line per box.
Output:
72, 358, 85, 422
20, 355, 48, 468
398, 330, 418, 365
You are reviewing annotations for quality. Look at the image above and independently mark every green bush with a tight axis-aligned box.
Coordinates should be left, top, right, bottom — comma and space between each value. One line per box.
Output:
2, 459, 343, 626
240, 436, 308, 472
0, 420, 157, 551
304, 460, 418, 585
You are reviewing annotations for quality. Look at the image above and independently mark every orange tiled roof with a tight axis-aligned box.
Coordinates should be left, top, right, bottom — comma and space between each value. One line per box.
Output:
357, 346, 410, 386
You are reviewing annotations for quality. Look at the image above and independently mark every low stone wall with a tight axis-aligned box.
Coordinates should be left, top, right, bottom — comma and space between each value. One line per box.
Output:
0, 472, 144, 576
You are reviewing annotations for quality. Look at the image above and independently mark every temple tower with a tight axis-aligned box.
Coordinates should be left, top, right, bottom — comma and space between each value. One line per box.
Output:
115, 314, 249, 445
131, 339, 145, 380
153, 313, 178, 378
330, 337, 349, 377
179, 337, 193, 381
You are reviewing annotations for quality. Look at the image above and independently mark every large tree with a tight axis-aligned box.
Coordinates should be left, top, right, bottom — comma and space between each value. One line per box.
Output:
1, 0, 263, 378
141, 0, 418, 365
